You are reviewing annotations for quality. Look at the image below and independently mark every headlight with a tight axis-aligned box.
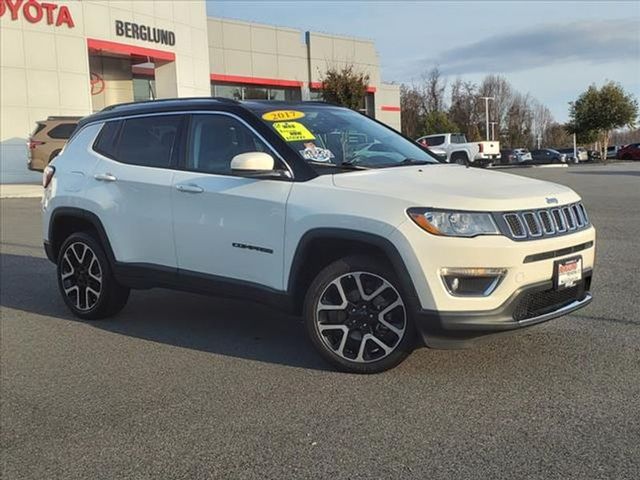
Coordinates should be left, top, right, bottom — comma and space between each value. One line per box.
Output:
407, 208, 500, 237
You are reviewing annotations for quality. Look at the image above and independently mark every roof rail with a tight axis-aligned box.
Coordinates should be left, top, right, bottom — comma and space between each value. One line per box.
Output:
100, 97, 238, 112
45, 116, 83, 121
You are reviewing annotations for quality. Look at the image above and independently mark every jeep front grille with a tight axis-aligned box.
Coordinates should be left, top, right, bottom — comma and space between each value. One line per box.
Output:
499, 202, 590, 240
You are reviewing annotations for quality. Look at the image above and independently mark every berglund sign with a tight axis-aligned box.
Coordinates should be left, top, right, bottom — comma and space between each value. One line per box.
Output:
0, 0, 75, 27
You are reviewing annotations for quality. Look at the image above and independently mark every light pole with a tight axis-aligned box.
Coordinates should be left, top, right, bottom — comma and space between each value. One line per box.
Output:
480, 96, 494, 141
490, 121, 497, 141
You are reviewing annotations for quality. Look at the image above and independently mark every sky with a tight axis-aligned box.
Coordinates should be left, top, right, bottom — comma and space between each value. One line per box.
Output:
206, 0, 640, 122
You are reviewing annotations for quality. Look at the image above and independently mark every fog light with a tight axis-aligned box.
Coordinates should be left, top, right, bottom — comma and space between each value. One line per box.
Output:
440, 268, 507, 297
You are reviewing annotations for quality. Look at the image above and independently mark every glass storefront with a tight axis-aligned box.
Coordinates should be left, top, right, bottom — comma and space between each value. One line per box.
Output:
212, 83, 302, 101
310, 90, 375, 117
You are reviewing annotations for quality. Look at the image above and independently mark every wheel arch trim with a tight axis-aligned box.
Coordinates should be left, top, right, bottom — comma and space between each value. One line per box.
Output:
48, 207, 116, 265
286, 228, 420, 303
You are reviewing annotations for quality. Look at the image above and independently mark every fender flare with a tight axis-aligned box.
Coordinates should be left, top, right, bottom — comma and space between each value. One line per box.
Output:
449, 149, 471, 160
286, 228, 420, 304
48, 207, 116, 264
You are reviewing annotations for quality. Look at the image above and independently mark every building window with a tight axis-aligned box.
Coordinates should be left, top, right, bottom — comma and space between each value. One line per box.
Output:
363, 92, 375, 118
309, 90, 375, 118
212, 83, 302, 102
310, 89, 323, 101
133, 77, 156, 102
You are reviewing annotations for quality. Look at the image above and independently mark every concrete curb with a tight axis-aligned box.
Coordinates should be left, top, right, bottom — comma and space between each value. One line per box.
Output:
489, 164, 569, 170
0, 184, 43, 199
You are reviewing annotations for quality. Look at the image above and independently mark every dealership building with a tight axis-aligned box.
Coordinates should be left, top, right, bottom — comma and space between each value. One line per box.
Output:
0, 0, 401, 183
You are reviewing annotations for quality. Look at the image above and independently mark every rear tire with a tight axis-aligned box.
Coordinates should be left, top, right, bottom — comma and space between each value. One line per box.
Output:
303, 255, 416, 373
57, 232, 130, 320
451, 153, 469, 165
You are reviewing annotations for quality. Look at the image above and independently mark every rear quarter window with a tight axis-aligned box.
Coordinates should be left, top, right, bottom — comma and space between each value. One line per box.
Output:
93, 121, 122, 159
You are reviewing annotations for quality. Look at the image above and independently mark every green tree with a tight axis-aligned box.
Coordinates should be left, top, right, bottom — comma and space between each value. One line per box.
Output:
423, 111, 458, 136
320, 65, 370, 111
568, 82, 639, 160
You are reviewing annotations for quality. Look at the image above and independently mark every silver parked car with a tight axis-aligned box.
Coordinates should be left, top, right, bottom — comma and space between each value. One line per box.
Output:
500, 148, 532, 164
557, 147, 588, 163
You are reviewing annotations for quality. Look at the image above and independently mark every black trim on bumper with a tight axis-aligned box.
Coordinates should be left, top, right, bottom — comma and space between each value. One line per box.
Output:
523, 241, 594, 263
415, 271, 593, 349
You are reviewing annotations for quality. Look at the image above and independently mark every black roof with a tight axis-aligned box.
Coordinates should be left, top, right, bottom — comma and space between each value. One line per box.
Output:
76, 97, 336, 130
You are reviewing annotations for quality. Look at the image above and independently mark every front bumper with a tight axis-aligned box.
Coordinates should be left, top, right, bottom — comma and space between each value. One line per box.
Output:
413, 271, 592, 348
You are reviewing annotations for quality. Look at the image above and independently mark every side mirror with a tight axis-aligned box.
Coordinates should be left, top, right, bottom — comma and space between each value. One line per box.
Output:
230, 152, 275, 172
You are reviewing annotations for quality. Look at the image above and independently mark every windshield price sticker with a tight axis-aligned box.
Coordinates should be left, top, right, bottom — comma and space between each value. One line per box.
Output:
300, 143, 335, 162
262, 110, 305, 122
273, 122, 315, 142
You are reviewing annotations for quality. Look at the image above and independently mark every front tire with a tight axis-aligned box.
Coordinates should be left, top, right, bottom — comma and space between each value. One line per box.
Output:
57, 232, 130, 320
303, 255, 416, 373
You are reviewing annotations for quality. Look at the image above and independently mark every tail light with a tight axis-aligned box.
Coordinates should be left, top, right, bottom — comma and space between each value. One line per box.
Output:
28, 139, 45, 149
478, 143, 484, 153
43, 165, 55, 188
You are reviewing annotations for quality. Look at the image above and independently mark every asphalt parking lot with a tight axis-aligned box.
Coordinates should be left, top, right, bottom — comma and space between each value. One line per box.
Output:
1, 163, 639, 479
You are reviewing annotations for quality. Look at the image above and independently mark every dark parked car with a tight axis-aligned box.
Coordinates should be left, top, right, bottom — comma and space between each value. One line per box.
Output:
616, 143, 640, 160
529, 149, 567, 164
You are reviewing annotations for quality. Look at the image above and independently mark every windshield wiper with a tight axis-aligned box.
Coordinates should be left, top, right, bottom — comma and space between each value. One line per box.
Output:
307, 160, 368, 170
375, 158, 434, 168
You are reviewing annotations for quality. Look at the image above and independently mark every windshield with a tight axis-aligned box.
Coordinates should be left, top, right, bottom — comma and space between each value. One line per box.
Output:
254, 105, 439, 171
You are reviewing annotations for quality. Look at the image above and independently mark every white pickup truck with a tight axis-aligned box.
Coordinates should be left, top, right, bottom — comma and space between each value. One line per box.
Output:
417, 133, 500, 166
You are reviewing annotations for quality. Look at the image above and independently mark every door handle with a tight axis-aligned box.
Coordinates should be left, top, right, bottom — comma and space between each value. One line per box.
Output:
176, 184, 204, 194
94, 173, 117, 182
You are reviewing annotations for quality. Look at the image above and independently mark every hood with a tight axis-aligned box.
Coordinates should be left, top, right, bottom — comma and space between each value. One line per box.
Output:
332, 164, 580, 211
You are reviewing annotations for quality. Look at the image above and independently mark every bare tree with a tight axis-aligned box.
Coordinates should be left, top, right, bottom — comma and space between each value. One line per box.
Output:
400, 68, 557, 146
505, 92, 534, 148
531, 100, 554, 147
544, 123, 573, 148
423, 67, 447, 114
400, 84, 424, 139
610, 127, 640, 145
478, 74, 512, 139
449, 78, 480, 139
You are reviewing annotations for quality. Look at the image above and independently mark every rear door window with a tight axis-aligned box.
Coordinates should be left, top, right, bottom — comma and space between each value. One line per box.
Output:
48, 123, 77, 139
116, 115, 182, 168
426, 135, 445, 146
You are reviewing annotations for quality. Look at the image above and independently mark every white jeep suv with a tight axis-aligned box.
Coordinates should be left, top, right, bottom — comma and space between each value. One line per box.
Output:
42, 99, 595, 373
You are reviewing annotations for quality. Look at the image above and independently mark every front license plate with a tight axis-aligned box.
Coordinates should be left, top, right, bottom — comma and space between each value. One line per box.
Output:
554, 256, 582, 290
